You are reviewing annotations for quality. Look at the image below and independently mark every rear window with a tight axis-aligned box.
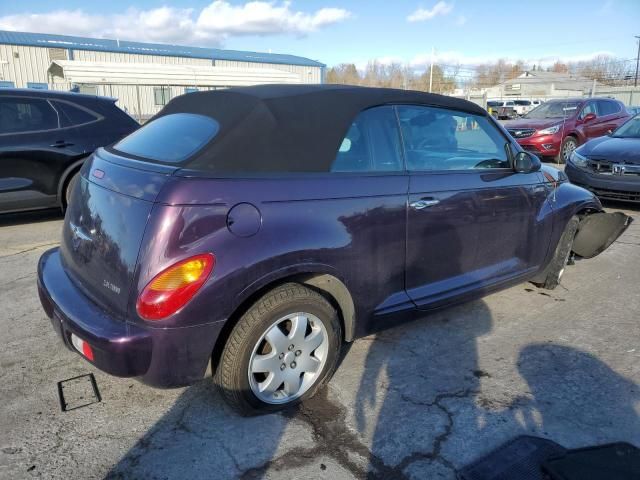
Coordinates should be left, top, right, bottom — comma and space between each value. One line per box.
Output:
113, 113, 219, 163
597, 100, 621, 116
52, 101, 99, 127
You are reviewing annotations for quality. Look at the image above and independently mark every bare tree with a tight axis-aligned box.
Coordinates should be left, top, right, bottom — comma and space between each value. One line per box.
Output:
326, 64, 360, 85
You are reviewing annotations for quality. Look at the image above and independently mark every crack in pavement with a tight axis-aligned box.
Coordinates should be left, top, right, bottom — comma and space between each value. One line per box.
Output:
0, 242, 59, 259
388, 388, 477, 477
240, 385, 477, 480
0, 271, 37, 289
240, 386, 387, 479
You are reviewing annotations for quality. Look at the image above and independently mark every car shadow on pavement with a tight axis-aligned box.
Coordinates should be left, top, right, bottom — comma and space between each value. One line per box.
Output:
512, 343, 640, 446
104, 300, 640, 480
103, 297, 494, 479
105, 380, 294, 479
601, 199, 640, 214
353, 300, 495, 478
0, 208, 63, 227
353, 313, 640, 478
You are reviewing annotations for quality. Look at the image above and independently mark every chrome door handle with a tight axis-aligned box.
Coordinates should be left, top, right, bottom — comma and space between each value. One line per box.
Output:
410, 199, 440, 210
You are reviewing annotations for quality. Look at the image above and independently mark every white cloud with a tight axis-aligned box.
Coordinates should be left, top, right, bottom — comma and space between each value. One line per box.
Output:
0, 1, 351, 46
407, 1, 454, 22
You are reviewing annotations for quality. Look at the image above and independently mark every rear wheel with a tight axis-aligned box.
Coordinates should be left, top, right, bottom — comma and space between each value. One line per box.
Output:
533, 216, 580, 290
557, 136, 578, 164
215, 283, 342, 415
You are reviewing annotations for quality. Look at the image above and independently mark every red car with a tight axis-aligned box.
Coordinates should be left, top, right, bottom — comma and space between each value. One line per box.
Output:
503, 98, 630, 163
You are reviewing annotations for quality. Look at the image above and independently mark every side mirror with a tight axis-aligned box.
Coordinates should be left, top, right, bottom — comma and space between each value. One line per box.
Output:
583, 112, 597, 123
514, 151, 541, 173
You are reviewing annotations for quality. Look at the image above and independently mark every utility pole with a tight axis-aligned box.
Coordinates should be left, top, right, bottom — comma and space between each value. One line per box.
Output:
429, 47, 434, 93
635, 36, 640, 87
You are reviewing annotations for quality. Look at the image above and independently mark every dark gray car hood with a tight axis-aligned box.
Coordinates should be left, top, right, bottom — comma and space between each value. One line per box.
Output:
579, 136, 640, 164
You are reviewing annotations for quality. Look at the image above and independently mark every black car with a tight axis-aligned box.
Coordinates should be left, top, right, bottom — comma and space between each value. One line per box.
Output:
566, 113, 640, 203
0, 89, 138, 214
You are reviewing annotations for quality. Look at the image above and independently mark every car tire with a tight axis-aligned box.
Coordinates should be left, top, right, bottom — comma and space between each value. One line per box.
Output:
215, 283, 342, 415
63, 171, 80, 209
532, 216, 580, 290
557, 136, 578, 164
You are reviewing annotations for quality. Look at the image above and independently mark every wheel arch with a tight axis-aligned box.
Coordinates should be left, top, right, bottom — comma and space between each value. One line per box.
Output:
209, 270, 356, 377
57, 156, 90, 207
564, 131, 581, 144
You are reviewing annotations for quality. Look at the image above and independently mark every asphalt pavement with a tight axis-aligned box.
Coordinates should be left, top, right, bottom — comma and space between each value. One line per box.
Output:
0, 199, 638, 479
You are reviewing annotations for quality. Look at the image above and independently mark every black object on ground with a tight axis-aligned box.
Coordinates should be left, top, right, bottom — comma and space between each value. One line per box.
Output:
543, 442, 640, 480
57, 373, 101, 412
458, 435, 567, 480
459, 436, 640, 480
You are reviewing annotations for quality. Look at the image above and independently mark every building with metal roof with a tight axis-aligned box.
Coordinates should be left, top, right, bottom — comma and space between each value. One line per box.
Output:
485, 71, 596, 99
0, 30, 324, 67
0, 30, 325, 121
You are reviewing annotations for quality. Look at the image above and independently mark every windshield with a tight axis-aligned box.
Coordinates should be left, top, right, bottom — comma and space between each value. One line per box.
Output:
514, 100, 531, 106
524, 101, 581, 119
612, 114, 640, 138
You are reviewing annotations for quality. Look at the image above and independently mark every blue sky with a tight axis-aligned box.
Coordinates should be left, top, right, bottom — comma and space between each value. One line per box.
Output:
0, 0, 639, 69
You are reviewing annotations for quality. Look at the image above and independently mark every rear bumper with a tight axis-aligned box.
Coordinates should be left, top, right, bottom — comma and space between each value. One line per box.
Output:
38, 248, 224, 388
566, 162, 640, 203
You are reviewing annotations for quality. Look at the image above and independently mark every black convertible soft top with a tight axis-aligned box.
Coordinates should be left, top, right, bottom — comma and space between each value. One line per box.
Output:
157, 84, 488, 173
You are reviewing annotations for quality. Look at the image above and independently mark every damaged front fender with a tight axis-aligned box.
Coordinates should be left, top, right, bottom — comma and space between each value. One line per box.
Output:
572, 212, 634, 259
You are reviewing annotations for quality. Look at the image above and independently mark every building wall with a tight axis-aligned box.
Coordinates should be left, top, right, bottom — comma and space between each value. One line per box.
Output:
48, 80, 224, 121
0, 44, 61, 87
1, 43, 322, 121
0, 44, 322, 88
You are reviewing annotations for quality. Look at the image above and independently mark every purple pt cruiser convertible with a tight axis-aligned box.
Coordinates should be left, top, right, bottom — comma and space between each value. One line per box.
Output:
37, 85, 632, 414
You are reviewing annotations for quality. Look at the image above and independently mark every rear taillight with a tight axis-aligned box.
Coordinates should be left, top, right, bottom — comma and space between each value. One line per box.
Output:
136, 253, 215, 320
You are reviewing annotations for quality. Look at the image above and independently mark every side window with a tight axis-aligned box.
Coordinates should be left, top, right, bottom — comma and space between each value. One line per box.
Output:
154, 87, 170, 106
597, 100, 621, 116
331, 106, 403, 173
0, 97, 59, 134
51, 101, 99, 127
579, 102, 597, 119
396, 105, 510, 171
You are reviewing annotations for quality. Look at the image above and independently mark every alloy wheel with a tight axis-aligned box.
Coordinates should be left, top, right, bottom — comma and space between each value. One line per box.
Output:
562, 139, 577, 162
248, 312, 328, 404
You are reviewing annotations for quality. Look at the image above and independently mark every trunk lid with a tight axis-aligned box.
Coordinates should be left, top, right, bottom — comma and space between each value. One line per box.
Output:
59, 149, 176, 319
